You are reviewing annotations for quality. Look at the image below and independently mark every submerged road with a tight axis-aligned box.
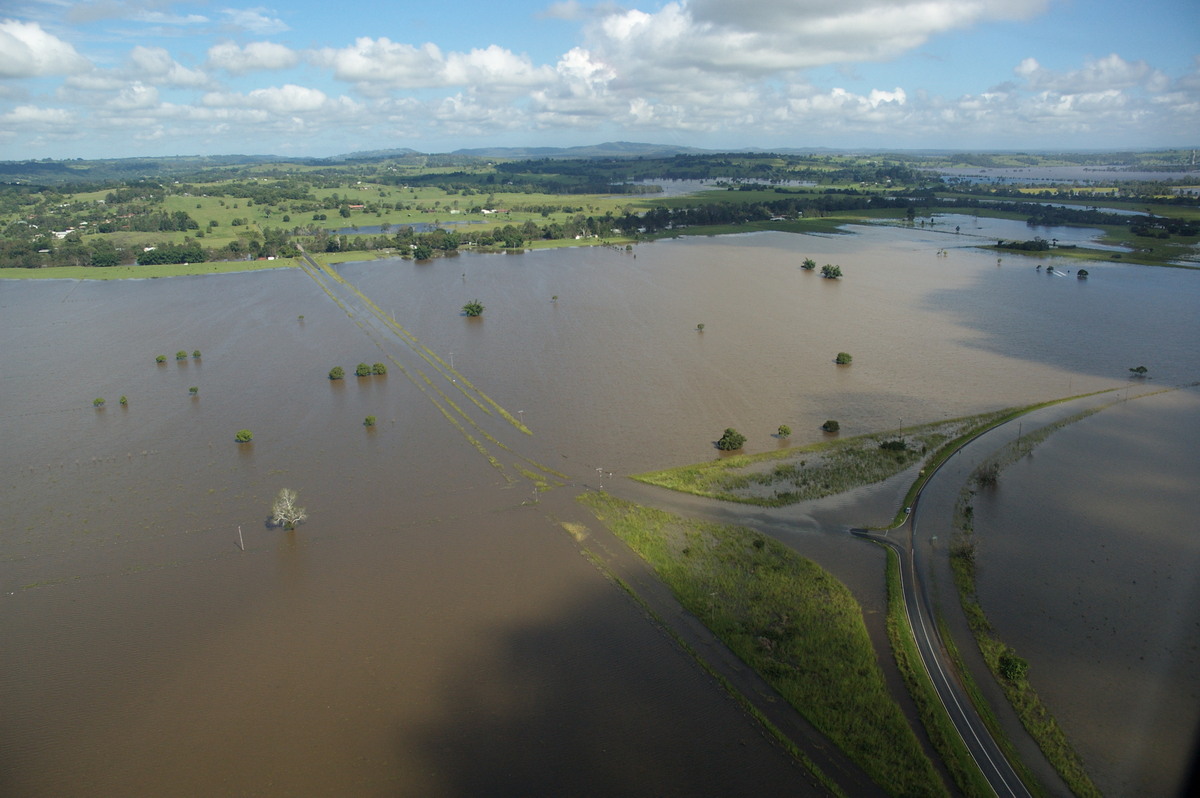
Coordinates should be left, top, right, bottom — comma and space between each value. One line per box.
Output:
854, 389, 1139, 797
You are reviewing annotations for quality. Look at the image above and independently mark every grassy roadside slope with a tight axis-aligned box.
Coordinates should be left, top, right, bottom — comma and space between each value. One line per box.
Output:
579, 492, 948, 797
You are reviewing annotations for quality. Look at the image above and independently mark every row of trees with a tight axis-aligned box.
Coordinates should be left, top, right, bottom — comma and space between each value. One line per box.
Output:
715, 419, 841, 451
136, 239, 206, 265
329, 363, 387, 379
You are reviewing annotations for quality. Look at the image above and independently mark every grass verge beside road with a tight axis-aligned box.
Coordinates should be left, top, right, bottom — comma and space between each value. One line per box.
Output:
881, 545, 995, 798
579, 492, 947, 797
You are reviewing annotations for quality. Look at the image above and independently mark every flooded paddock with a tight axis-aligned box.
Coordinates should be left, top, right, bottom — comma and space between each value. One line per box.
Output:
2, 226, 1197, 794
975, 388, 1200, 797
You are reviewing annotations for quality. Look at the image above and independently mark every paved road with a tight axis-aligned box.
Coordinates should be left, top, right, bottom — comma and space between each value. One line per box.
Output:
854, 513, 1032, 797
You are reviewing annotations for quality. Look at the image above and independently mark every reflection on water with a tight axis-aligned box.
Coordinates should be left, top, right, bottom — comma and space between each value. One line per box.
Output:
1, 227, 1197, 794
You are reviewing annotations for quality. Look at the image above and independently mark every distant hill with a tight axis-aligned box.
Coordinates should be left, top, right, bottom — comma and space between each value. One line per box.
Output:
4, 143, 1192, 188
450, 141, 708, 159
0, 153, 309, 186
320, 147, 424, 162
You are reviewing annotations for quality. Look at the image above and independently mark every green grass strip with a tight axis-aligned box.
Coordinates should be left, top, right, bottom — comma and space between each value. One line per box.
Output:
571, 540, 847, 798
579, 492, 946, 797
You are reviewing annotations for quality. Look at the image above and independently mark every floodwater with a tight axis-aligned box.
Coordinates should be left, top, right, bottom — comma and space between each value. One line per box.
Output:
975, 388, 1200, 797
1, 225, 1197, 795
918, 213, 1126, 251
928, 165, 1200, 185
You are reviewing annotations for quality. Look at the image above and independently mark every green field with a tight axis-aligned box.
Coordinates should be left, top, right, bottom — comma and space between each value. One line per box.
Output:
3, 149, 1197, 274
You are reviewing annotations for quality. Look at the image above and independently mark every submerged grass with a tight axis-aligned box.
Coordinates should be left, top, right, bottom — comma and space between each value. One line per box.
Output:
633, 416, 997, 506
944, 398, 1149, 798
579, 492, 947, 797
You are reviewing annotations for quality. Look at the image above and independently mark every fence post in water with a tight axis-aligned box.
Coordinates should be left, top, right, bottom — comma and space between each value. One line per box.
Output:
237, 525, 244, 551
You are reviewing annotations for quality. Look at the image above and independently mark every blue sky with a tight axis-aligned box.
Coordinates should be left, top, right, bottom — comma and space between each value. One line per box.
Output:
1, 0, 1197, 160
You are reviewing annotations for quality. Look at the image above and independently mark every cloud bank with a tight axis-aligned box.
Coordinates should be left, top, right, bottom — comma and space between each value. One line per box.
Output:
0, 1, 1195, 158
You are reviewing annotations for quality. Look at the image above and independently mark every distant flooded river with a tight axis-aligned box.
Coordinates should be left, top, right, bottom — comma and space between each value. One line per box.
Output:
1, 226, 1196, 794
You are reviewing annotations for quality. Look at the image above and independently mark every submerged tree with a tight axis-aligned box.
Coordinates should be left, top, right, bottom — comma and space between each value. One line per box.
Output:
715, 428, 746, 451
821, 264, 843, 279
835, 352, 853, 365
777, 424, 791, 438
271, 488, 308, 530
462, 300, 485, 317
1129, 365, 1148, 378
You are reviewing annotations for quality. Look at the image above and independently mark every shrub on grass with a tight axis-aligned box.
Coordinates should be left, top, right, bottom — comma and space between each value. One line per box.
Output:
999, 651, 1029, 682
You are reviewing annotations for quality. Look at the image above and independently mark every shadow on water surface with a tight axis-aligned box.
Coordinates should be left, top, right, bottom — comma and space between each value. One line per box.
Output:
406, 586, 816, 798
921, 256, 1200, 386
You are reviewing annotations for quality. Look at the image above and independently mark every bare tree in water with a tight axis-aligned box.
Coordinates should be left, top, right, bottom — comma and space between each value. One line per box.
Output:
271, 488, 307, 530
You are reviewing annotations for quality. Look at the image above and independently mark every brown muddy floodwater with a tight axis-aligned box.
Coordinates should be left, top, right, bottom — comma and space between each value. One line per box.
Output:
2, 226, 1197, 795
975, 388, 1200, 797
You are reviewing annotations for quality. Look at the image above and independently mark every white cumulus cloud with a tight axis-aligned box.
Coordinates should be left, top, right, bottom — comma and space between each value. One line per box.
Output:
2, 104, 76, 126
208, 41, 300, 74
1015, 54, 1164, 93
128, 46, 210, 87
204, 83, 348, 116
313, 37, 551, 93
0, 19, 91, 78
583, 0, 1051, 80
313, 38, 445, 88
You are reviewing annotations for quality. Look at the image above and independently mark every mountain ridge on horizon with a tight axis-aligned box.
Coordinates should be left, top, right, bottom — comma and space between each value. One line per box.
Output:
1, 142, 1194, 187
